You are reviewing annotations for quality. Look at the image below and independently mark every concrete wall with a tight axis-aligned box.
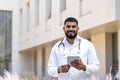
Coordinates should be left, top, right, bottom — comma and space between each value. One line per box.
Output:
18, 0, 116, 51
1, 0, 119, 78
0, 0, 16, 10
106, 33, 112, 73
91, 33, 106, 79
116, 0, 120, 20
0, 0, 21, 73
17, 0, 120, 78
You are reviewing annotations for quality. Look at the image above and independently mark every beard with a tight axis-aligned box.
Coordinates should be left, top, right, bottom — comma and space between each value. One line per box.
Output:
65, 30, 77, 39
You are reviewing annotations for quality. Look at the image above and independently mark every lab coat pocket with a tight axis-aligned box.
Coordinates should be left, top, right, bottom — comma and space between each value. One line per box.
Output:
56, 52, 67, 65
81, 51, 88, 64
78, 50, 88, 64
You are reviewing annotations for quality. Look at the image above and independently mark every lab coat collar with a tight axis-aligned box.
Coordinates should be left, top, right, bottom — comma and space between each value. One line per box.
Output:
62, 35, 81, 45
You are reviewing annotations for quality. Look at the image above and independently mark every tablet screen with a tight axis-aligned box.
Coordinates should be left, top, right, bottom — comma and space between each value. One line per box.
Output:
67, 56, 80, 66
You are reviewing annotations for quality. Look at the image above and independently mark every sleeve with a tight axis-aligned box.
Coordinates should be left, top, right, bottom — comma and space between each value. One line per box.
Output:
47, 45, 59, 77
85, 43, 100, 74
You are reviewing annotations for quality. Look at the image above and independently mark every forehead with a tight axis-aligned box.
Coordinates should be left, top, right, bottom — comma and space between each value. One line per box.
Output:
65, 22, 77, 25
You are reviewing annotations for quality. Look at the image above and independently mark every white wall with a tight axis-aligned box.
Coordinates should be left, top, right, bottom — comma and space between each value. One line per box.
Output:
17, 0, 120, 78
0, 0, 21, 73
18, 0, 117, 51
116, 0, 120, 20
0, 0, 16, 10
78, 0, 116, 30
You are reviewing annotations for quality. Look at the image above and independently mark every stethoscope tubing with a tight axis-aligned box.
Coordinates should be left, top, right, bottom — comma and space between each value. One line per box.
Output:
58, 39, 81, 50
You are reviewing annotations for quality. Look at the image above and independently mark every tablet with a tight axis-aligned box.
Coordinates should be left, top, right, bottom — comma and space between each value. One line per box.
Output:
67, 56, 80, 66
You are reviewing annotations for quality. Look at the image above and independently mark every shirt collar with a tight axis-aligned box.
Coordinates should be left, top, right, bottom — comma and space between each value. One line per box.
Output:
62, 35, 81, 45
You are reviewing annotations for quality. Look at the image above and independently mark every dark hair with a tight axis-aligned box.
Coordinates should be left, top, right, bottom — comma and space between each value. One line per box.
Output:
64, 17, 78, 25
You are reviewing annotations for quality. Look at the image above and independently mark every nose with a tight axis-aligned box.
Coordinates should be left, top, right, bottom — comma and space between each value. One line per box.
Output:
69, 26, 73, 30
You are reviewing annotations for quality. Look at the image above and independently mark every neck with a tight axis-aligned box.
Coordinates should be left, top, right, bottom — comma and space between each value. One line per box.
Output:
66, 38, 75, 44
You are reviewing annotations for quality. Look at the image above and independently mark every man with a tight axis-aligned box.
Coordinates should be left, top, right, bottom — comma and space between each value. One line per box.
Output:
47, 17, 100, 80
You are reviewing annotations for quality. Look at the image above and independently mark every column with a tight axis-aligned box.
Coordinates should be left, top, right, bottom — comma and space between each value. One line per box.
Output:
91, 33, 106, 79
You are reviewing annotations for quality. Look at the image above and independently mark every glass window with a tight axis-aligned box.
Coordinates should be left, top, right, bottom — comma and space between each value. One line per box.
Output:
46, 0, 52, 20
80, 0, 92, 17
0, 10, 12, 75
19, 9, 23, 35
60, 0, 66, 12
26, 2, 30, 31
35, 0, 39, 26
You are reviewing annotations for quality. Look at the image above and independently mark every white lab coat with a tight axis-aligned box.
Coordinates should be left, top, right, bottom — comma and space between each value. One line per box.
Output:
47, 35, 100, 80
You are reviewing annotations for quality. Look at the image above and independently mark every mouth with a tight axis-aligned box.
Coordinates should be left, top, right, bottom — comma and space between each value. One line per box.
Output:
65, 31, 77, 39
67, 31, 73, 34
67, 31, 75, 33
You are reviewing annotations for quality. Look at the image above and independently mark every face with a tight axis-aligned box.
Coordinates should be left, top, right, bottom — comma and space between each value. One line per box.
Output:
63, 22, 79, 39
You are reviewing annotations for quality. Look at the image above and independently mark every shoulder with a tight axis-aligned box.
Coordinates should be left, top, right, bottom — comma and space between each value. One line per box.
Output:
52, 40, 62, 49
81, 37, 94, 46
81, 37, 90, 43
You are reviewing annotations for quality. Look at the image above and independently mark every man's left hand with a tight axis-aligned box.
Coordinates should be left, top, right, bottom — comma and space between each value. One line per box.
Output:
71, 59, 86, 71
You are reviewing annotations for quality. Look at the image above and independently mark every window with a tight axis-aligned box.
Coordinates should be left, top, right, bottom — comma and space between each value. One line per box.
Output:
19, 9, 23, 35
26, 2, 30, 31
35, 0, 39, 26
80, 0, 92, 17
46, 0, 52, 20
60, 0, 66, 12
0, 10, 12, 74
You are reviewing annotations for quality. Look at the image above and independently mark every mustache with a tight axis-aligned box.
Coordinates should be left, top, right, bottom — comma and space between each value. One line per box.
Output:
67, 30, 75, 33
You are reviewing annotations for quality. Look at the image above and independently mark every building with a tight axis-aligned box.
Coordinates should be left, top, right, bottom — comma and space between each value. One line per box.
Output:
17, 0, 120, 79
0, 0, 18, 75
0, 0, 120, 80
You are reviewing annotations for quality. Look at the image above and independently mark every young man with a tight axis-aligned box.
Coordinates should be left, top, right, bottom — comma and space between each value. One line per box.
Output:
47, 17, 100, 80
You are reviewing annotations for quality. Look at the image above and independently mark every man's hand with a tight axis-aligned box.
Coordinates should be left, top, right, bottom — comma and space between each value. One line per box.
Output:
71, 59, 86, 71
58, 64, 70, 73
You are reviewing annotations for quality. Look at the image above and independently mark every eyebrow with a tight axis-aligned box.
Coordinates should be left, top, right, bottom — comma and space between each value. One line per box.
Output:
66, 25, 77, 28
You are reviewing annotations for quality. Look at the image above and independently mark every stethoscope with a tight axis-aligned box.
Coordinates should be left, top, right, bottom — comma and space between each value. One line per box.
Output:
58, 39, 81, 56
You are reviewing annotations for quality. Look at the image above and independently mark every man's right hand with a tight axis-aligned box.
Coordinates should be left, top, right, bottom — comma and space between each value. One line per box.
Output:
58, 64, 70, 73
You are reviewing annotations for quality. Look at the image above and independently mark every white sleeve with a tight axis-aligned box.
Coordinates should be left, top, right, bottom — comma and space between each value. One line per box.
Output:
47, 45, 59, 77
85, 43, 100, 74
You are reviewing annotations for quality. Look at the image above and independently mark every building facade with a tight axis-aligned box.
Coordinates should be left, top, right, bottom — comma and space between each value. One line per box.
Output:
0, 0, 120, 80
0, 0, 18, 75
0, 10, 12, 75
17, 0, 120, 79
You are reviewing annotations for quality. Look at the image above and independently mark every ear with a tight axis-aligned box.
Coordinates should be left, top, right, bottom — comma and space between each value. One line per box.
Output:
77, 26, 79, 31
63, 26, 65, 31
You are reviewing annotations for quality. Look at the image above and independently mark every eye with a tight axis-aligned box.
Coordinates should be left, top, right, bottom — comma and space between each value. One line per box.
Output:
72, 26, 76, 28
66, 25, 71, 28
